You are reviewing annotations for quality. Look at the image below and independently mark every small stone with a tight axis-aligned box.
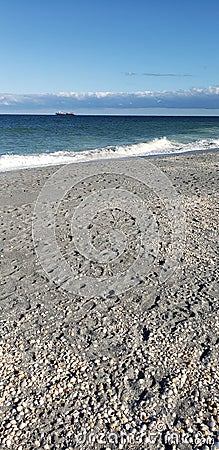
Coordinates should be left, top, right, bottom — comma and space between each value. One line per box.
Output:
180, 373, 187, 387
209, 417, 216, 429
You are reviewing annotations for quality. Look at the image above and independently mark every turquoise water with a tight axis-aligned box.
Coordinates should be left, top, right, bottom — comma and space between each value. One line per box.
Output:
0, 115, 219, 170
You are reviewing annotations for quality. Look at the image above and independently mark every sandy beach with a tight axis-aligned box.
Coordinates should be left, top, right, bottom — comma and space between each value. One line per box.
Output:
0, 151, 218, 449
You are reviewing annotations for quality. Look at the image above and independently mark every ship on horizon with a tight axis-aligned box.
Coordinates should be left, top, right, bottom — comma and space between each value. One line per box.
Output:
56, 111, 76, 116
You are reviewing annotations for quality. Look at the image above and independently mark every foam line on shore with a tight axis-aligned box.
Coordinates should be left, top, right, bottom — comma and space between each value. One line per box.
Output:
1, 137, 219, 172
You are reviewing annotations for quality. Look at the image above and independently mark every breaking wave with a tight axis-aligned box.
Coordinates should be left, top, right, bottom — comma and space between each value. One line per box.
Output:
0, 137, 219, 172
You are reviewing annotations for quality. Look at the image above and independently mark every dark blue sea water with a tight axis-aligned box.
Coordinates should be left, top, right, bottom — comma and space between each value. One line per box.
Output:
0, 115, 219, 171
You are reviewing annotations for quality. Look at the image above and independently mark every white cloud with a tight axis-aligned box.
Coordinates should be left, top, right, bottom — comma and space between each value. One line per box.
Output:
0, 86, 219, 112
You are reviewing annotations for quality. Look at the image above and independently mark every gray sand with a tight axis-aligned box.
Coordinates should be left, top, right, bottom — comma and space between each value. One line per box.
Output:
0, 151, 218, 449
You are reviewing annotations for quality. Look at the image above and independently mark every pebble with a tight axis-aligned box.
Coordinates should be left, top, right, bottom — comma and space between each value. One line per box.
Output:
16, 405, 23, 412
0, 171, 218, 449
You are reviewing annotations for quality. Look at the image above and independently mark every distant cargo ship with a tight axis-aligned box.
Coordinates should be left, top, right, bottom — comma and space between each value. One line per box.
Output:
56, 111, 76, 116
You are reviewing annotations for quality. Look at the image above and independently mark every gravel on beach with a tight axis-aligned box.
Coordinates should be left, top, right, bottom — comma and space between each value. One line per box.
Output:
0, 151, 218, 450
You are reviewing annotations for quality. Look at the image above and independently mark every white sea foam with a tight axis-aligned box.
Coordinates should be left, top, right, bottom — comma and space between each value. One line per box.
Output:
0, 137, 219, 172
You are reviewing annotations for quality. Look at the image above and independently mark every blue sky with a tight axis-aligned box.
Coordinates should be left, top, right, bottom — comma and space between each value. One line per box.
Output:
0, 0, 219, 114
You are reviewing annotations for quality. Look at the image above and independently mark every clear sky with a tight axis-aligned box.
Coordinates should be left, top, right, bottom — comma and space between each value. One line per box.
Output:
1, 0, 219, 113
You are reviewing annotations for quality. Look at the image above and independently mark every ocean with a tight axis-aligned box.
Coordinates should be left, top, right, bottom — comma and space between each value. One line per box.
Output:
0, 114, 219, 171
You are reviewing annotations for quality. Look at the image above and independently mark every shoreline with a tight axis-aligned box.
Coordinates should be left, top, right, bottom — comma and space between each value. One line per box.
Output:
0, 150, 218, 449
0, 146, 219, 174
